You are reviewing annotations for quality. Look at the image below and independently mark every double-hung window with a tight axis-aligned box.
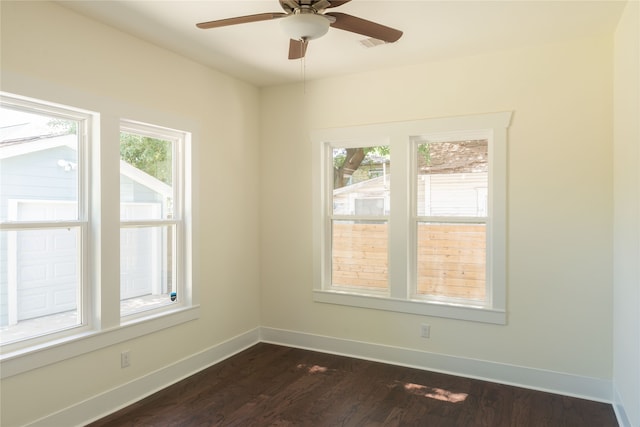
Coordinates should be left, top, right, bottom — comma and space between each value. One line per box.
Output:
119, 121, 186, 319
331, 144, 390, 294
0, 96, 90, 345
0, 92, 196, 372
313, 112, 511, 324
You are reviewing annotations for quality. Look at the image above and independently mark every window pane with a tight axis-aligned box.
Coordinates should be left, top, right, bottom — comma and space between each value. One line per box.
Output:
332, 146, 390, 215
0, 228, 81, 344
331, 220, 388, 290
416, 222, 486, 300
120, 225, 176, 316
415, 140, 488, 217
0, 106, 79, 222
120, 132, 173, 220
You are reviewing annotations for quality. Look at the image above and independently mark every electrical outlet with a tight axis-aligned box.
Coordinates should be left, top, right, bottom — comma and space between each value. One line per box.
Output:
420, 324, 430, 338
121, 350, 131, 368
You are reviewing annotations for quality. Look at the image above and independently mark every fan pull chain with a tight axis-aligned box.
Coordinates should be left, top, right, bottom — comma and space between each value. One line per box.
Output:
302, 54, 307, 93
298, 39, 307, 93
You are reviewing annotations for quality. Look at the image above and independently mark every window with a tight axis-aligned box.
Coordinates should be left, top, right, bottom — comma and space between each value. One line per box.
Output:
0, 92, 196, 368
120, 121, 185, 319
312, 113, 511, 324
412, 138, 488, 303
331, 145, 390, 293
0, 97, 90, 344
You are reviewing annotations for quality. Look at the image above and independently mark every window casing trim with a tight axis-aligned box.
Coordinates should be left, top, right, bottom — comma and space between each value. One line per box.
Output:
313, 289, 506, 324
118, 120, 189, 320
312, 112, 512, 324
0, 90, 198, 373
0, 94, 94, 350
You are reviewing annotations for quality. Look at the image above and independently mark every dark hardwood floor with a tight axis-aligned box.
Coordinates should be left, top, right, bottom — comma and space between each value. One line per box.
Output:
88, 343, 618, 427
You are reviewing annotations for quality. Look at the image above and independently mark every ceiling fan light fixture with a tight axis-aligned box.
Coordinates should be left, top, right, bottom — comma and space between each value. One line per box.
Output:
280, 12, 330, 41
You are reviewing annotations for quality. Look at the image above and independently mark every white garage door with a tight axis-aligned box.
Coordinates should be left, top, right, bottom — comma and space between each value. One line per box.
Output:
9, 201, 79, 324
120, 203, 162, 300
9, 200, 162, 324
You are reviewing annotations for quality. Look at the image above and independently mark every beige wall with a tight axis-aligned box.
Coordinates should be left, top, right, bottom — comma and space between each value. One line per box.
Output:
613, 0, 640, 425
1, 2, 261, 426
260, 34, 614, 378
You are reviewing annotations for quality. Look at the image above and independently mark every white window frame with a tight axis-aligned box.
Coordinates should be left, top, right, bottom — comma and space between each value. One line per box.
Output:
0, 92, 198, 378
410, 131, 491, 306
312, 112, 512, 324
326, 139, 391, 297
119, 120, 187, 320
0, 95, 91, 347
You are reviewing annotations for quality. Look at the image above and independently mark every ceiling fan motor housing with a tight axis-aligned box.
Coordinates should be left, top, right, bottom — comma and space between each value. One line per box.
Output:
280, 9, 331, 40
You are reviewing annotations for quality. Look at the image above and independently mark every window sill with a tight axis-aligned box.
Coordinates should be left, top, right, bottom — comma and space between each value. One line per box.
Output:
313, 290, 506, 324
0, 305, 200, 379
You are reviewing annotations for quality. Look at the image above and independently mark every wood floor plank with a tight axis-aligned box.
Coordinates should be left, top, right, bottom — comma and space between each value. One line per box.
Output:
88, 343, 618, 427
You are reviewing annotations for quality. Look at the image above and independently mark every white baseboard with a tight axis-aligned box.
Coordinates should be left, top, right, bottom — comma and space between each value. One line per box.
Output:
27, 326, 618, 427
613, 385, 633, 427
260, 326, 614, 404
27, 328, 261, 427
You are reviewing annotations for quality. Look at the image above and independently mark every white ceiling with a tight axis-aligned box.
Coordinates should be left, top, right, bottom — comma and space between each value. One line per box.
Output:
58, 0, 626, 87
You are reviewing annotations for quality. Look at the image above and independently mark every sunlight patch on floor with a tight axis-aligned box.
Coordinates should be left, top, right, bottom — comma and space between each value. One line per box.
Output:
400, 381, 468, 403
297, 363, 330, 374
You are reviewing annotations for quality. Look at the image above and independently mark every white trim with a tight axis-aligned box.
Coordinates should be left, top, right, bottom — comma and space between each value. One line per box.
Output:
118, 120, 189, 321
311, 112, 511, 324
260, 327, 613, 404
314, 290, 506, 324
613, 385, 633, 427
0, 88, 200, 372
16, 328, 619, 425
25, 327, 259, 427
1, 305, 200, 378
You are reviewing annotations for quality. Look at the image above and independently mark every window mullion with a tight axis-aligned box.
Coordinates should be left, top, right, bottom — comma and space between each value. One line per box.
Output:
388, 134, 409, 299
96, 115, 121, 329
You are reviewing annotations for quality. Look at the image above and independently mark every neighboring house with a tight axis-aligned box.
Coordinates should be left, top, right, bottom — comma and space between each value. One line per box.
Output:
333, 141, 488, 217
0, 129, 171, 327
333, 172, 487, 217
333, 174, 390, 216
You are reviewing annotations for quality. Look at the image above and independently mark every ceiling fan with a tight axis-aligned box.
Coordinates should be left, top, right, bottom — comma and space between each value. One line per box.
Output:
196, 0, 403, 60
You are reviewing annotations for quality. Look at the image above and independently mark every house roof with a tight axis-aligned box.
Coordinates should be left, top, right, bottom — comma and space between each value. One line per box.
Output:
333, 174, 388, 196
0, 129, 171, 198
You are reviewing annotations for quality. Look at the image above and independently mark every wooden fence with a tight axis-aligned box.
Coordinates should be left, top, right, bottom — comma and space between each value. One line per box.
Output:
331, 222, 485, 300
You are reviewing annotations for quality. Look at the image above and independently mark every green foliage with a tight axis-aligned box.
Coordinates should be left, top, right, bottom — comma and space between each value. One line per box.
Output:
120, 132, 172, 185
332, 145, 390, 189
332, 146, 390, 169
418, 143, 431, 165
333, 151, 347, 169
369, 145, 390, 157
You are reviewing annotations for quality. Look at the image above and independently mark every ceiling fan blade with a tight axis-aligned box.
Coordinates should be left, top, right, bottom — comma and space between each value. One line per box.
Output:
196, 12, 287, 29
325, 12, 402, 43
288, 39, 309, 60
